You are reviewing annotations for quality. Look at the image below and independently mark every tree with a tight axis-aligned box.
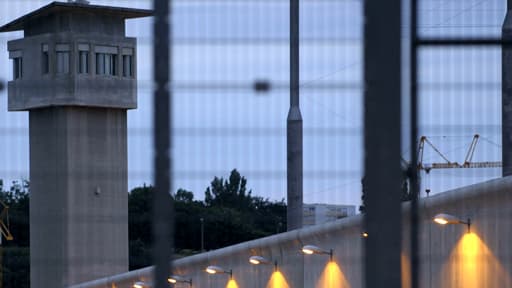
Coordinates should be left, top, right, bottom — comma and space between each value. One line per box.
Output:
360, 169, 412, 213
175, 189, 194, 203
204, 169, 252, 210
127, 169, 287, 268
0, 179, 30, 288
201, 169, 286, 249
128, 185, 153, 269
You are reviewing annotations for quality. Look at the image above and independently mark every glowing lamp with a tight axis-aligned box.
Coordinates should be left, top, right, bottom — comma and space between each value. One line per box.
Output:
133, 282, 149, 288
249, 255, 278, 270
205, 265, 232, 278
362, 232, 369, 238
433, 213, 471, 232
301, 245, 333, 260
168, 275, 192, 286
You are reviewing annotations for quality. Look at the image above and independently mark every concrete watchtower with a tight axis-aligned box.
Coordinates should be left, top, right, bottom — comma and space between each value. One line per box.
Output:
0, 1, 151, 286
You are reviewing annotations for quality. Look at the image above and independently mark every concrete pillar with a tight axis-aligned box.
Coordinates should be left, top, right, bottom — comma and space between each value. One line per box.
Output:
503, 1, 512, 176
287, 1, 304, 286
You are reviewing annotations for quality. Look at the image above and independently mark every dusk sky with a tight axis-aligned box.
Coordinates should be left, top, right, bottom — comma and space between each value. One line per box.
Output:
0, 0, 506, 208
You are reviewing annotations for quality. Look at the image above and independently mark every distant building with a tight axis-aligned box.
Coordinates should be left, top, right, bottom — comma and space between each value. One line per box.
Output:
303, 203, 356, 226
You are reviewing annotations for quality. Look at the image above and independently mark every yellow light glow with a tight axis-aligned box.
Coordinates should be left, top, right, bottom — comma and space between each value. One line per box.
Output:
441, 233, 512, 288
168, 278, 177, 284
302, 248, 314, 255
315, 261, 350, 288
266, 271, 290, 288
401, 253, 411, 288
249, 258, 260, 265
133, 284, 143, 288
434, 217, 449, 225
226, 279, 239, 288
362, 232, 369, 238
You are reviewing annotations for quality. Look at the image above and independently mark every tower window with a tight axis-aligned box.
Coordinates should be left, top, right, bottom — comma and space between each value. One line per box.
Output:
78, 44, 89, 74
13, 57, 22, 79
96, 53, 117, 76
42, 44, 49, 74
55, 44, 70, 75
79, 51, 89, 74
122, 55, 132, 77
56, 52, 70, 74
121, 48, 134, 78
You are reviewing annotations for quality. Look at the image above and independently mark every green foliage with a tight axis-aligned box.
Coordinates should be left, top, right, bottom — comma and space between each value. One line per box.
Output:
204, 169, 252, 209
0, 181, 30, 247
0, 173, 287, 277
201, 169, 286, 249
1, 247, 29, 288
360, 170, 413, 213
128, 169, 286, 269
128, 185, 153, 270
175, 189, 194, 203
129, 238, 151, 270
0, 180, 30, 287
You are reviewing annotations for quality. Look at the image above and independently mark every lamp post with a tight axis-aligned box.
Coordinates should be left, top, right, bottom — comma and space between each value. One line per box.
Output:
287, 0, 303, 232
433, 213, 471, 232
205, 265, 233, 279
200, 217, 204, 252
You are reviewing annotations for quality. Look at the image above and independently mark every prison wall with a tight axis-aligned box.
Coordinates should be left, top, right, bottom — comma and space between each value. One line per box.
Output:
72, 176, 512, 288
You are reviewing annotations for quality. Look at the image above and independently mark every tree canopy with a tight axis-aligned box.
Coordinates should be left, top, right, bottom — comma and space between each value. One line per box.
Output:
0, 180, 30, 288
128, 169, 286, 269
0, 170, 287, 278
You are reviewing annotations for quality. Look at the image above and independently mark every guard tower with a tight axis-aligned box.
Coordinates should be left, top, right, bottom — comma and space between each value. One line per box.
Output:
0, 1, 151, 286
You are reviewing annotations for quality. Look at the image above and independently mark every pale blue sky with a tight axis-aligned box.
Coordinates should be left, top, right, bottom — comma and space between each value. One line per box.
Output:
0, 0, 507, 208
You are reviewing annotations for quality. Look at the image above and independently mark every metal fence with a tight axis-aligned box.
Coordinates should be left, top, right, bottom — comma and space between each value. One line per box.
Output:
0, 0, 509, 287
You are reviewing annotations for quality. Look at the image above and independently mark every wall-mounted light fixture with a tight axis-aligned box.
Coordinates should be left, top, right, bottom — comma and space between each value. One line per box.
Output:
361, 232, 369, 238
301, 245, 333, 260
168, 275, 192, 286
433, 213, 471, 232
249, 255, 278, 271
205, 265, 233, 278
133, 281, 150, 288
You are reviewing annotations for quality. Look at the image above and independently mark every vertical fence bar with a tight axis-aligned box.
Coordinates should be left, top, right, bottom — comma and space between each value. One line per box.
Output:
287, 0, 303, 232
503, 0, 512, 176
364, 0, 402, 287
153, 0, 173, 287
410, 0, 420, 287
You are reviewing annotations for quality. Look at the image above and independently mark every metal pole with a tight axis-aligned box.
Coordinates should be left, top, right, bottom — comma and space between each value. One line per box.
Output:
287, 0, 303, 231
153, 0, 173, 287
364, 0, 402, 287
410, 0, 421, 287
200, 217, 204, 252
503, 1, 512, 176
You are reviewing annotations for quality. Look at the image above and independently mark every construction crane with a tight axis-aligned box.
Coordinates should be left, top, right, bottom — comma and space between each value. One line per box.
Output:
417, 134, 502, 173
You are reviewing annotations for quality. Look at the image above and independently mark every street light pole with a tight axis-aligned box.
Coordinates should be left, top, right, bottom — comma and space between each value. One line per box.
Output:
200, 217, 204, 252
287, 0, 303, 232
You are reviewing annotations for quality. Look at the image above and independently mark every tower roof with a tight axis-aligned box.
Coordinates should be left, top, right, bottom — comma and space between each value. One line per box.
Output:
0, 1, 152, 33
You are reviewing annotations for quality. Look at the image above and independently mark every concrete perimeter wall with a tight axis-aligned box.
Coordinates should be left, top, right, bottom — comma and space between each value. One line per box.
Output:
72, 176, 512, 288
